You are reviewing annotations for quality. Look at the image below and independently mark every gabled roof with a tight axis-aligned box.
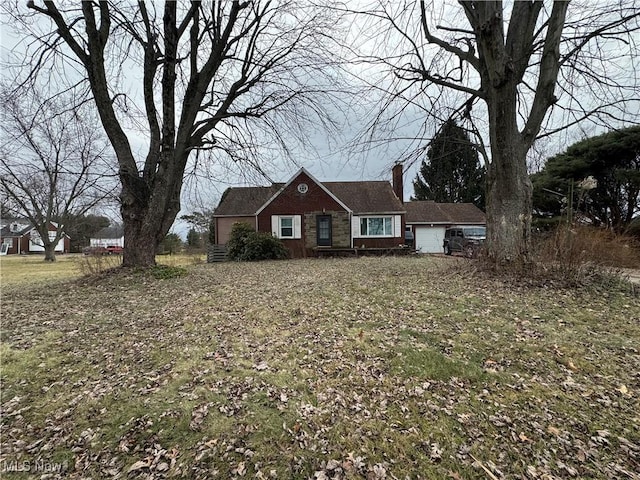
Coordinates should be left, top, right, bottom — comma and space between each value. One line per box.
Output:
324, 181, 404, 213
256, 168, 352, 215
214, 185, 284, 216
93, 225, 125, 239
0, 219, 63, 237
405, 201, 485, 224
0, 218, 30, 237
214, 169, 405, 217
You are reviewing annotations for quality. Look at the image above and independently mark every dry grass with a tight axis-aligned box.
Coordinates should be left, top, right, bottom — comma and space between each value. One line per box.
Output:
0, 253, 206, 287
534, 226, 640, 270
1, 257, 639, 479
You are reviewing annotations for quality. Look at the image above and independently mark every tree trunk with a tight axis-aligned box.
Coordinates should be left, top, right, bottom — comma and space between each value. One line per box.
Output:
119, 153, 183, 268
43, 244, 57, 262
485, 86, 533, 267
121, 216, 158, 267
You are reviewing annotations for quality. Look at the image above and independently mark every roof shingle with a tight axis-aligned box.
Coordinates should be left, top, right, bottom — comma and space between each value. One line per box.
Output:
214, 185, 284, 216
324, 181, 404, 213
405, 201, 485, 224
213, 181, 404, 216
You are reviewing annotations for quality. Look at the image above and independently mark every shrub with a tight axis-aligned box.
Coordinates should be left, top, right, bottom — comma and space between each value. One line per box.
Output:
226, 222, 289, 261
242, 231, 289, 261
227, 222, 256, 260
149, 264, 188, 279
75, 252, 122, 276
534, 225, 640, 270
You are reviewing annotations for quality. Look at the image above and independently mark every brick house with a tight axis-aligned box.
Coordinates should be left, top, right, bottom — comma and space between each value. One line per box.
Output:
213, 166, 406, 258
0, 219, 70, 255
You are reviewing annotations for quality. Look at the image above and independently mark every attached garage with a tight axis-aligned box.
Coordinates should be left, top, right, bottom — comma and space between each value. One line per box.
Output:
405, 201, 486, 254
414, 225, 446, 253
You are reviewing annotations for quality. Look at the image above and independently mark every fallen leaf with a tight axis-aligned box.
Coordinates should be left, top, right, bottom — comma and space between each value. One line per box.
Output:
254, 361, 269, 371
547, 425, 561, 436
127, 460, 149, 472
518, 432, 531, 442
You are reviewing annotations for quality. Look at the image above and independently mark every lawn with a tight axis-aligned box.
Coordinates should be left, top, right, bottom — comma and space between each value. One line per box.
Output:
1, 257, 638, 479
0, 253, 205, 287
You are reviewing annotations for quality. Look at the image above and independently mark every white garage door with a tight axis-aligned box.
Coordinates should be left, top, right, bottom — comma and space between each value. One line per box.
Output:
414, 226, 446, 253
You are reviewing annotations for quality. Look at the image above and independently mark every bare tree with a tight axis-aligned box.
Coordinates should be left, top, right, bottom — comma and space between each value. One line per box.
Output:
344, 1, 640, 267
0, 87, 116, 261
7, 1, 343, 267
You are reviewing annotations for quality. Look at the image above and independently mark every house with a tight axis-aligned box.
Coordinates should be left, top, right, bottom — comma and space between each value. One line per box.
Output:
90, 225, 125, 248
213, 166, 406, 258
0, 218, 70, 255
405, 202, 486, 253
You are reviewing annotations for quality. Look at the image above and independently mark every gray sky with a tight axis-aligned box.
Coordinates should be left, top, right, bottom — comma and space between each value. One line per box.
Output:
2, 1, 638, 238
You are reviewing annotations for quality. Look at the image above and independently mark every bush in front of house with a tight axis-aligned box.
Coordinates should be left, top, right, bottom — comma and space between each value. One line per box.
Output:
242, 231, 289, 261
227, 222, 289, 261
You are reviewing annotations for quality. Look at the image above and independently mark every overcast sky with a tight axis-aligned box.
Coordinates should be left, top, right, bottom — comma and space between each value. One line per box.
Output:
2, 1, 638, 238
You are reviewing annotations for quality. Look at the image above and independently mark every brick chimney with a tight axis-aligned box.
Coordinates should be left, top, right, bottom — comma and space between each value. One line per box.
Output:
392, 163, 404, 203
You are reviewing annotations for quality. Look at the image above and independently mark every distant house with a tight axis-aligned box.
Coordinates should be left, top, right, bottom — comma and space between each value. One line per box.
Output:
90, 225, 125, 248
405, 202, 486, 253
0, 218, 70, 255
213, 166, 406, 258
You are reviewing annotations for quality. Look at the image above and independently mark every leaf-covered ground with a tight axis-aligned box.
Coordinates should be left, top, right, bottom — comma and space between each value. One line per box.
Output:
1, 257, 639, 479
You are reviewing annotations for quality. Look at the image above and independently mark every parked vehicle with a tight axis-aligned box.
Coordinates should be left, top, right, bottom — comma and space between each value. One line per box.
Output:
106, 245, 124, 255
83, 246, 107, 256
443, 226, 486, 258
404, 228, 414, 248
83, 245, 124, 255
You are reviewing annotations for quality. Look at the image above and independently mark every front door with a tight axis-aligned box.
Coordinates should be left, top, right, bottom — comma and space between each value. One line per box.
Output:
316, 215, 332, 247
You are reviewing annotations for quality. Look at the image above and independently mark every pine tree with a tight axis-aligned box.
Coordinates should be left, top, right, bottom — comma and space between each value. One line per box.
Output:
413, 119, 485, 209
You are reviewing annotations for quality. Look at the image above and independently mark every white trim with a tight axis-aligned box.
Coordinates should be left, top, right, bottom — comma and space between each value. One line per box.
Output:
293, 215, 302, 238
356, 215, 396, 238
351, 215, 360, 240
272, 215, 302, 239
256, 168, 352, 215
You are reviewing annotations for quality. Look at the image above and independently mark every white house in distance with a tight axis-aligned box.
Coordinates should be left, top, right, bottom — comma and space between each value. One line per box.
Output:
90, 225, 125, 248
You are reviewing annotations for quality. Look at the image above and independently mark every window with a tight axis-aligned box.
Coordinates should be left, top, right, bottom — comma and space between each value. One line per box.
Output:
271, 215, 301, 239
280, 217, 294, 238
360, 216, 393, 237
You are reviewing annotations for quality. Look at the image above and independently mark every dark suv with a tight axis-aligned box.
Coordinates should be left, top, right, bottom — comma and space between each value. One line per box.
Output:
443, 226, 486, 258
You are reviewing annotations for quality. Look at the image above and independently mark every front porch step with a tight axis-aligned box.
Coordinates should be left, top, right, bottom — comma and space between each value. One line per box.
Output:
207, 244, 228, 263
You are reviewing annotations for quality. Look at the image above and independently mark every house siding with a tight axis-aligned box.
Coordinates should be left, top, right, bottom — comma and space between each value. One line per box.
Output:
215, 216, 257, 244
257, 171, 348, 257
1, 222, 69, 255
1, 236, 20, 254
304, 211, 351, 249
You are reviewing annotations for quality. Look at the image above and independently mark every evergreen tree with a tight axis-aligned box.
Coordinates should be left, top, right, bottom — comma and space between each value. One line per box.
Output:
159, 233, 182, 255
413, 119, 485, 209
186, 228, 202, 249
532, 126, 640, 231
61, 214, 111, 252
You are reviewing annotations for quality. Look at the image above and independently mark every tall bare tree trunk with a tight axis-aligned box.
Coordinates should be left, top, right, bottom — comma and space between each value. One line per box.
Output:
121, 205, 158, 267
485, 85, 533, 266
119, 153, 183, 267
